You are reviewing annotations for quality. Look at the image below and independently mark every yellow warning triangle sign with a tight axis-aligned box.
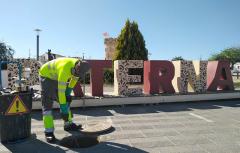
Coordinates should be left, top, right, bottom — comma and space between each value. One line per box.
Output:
5, 95, 29, 115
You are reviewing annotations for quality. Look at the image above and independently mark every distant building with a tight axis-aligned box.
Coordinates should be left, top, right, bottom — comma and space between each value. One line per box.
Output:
39, 51, 64, 63
104, 37, 117, 60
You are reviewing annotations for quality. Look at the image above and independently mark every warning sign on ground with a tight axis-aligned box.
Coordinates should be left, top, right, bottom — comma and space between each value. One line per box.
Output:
5, 95, 29, 115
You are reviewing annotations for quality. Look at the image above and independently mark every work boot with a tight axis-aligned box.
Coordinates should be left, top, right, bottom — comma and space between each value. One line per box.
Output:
64, 122, 81, 131
45, 132, 56, 143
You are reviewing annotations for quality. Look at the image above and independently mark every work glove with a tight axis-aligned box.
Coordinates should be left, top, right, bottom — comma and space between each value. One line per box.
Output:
60, 104, 69, 122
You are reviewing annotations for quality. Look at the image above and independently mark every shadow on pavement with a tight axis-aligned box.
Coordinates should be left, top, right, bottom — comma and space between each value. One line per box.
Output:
3, 134, 66, 153
68, 142, 148, 153
31, 105, 114, 121
3, 134, 148, 153
73, 107, 114, 117
76, 99, 240, 116
31, 99, 240, 121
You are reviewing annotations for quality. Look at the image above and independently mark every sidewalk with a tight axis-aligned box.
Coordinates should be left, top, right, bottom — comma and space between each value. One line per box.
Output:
3, 100, 240, 153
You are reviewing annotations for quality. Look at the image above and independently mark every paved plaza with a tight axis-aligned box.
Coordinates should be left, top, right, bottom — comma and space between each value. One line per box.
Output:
2, 99, 240, 153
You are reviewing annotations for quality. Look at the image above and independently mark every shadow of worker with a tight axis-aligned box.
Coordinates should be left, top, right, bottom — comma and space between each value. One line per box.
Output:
69, 142, 149, 153
3, 134, 66, 153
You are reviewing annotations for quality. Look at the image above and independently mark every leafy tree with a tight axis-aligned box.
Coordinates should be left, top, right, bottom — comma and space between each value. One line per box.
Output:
0, 42, 15, 69
0, 41, 14, 61
113, 19, 148, 60
172, 56, 184, 61
209, 47, 240, 69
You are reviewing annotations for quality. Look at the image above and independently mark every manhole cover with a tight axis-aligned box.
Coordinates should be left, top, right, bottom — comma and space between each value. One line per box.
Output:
81, 119, 112, 134
59, 135, 99, 148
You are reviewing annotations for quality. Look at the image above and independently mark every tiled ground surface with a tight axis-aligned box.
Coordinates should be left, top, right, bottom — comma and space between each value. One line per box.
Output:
3, 99, 240, 153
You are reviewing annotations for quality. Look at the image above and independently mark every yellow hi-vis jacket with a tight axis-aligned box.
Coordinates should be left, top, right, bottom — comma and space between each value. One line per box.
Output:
39, 58, 79, 104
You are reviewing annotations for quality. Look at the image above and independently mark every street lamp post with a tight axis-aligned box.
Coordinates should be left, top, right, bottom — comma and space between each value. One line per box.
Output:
34, 29, 41, 61
82, 52, 85, 60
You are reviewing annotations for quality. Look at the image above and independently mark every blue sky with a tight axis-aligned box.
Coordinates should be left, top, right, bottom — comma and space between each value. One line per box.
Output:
0, 0, 240, 60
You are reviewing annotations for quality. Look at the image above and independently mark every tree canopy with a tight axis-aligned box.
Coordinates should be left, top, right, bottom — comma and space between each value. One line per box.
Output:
172, 56, 185, 61
209, 47, 240, 69
113, 19, 148, 60
0, 41, 15, 61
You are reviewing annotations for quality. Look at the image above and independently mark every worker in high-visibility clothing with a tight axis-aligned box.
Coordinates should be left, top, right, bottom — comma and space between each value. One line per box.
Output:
39, 58, 90, 143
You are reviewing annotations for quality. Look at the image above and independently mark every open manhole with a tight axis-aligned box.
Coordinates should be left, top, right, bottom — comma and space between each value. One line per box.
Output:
59, 135, 99, 148
59, 119, 113, 148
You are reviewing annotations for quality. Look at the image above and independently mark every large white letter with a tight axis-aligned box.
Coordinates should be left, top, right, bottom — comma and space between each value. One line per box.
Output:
114, 60, 143, 96
172, 60, 207, 94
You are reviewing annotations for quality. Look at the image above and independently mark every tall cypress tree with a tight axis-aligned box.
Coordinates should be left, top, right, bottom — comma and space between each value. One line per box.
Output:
113, 19, 148, 60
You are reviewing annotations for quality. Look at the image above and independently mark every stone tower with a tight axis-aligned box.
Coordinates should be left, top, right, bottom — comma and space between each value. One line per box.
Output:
104, 38, 117, 60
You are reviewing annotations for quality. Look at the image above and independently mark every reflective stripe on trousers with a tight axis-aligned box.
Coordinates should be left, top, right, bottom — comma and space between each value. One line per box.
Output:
43, 110, 54, 133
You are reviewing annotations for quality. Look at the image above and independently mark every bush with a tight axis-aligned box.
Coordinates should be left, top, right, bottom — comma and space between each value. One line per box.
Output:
104, 69, 114, 84
79, 69, 114, 85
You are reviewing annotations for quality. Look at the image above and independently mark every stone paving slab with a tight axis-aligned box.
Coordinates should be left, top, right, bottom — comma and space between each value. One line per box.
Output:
2, 99, 240, 153
0, 144, 11, 153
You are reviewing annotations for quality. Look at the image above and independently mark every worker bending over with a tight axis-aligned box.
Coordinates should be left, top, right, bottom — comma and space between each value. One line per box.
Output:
39, 58, 90, 143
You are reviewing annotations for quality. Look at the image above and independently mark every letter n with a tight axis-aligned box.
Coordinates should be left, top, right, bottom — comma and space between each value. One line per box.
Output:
172, 60, 208, 94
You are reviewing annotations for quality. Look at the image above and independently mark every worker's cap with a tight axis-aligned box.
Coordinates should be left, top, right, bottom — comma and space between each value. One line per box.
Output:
73, 60, 90, 78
